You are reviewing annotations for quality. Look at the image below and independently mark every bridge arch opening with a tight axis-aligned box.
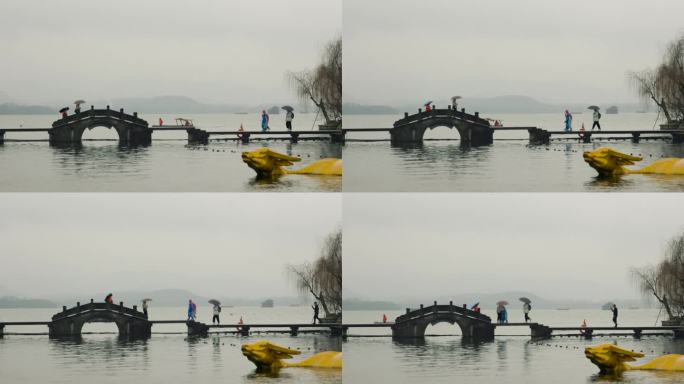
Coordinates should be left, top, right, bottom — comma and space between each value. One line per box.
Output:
81, 320, 122, 336
424, 321, 463, 336
422, 125, 458, 140
80, 124, 121, 142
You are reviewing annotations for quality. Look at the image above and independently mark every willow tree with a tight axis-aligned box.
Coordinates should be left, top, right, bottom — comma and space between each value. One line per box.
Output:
286, 37, 342, 128
628, 33, 684, 126
286, 229, 342, 321
632, 231, 684, 321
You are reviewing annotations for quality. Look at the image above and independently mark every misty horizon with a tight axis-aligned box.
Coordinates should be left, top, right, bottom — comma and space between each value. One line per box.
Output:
344, 193, 684, 302
0, 193, 342, 299
1, 0, 341, 105
344, 0, 684, 106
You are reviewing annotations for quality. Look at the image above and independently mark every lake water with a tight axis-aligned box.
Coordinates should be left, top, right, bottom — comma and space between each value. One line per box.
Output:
343, 309, 684, 383
343, 113, 684, 192
0, 306, 341, 383
0, 113, 342, 192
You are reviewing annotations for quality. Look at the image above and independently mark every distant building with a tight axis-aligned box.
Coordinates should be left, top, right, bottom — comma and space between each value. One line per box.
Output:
606, 106, 618, 114
261, 299, 274, 308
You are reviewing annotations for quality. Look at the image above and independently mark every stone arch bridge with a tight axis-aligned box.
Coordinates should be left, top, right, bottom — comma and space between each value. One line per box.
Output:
392, 301, 495, 341
48, 300, 151, 339
391, 107, 493, 146
49, 106, 209, 146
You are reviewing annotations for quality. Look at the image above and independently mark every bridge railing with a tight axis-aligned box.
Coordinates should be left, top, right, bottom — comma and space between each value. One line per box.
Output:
52, 300, 146, 320
53, 108, 148, 127
395, 302, 491, 324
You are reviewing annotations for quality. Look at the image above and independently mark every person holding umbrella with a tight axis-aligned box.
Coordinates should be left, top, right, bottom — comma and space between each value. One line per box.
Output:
74, 100, 85, 114
282, 106, 294, 130
451, 96, 461, 111
496, 301, 508, 324
520, 297, 532, 323
424, 101, 432, 113
209, 299, 221, 325
104, 293, 113, 304
59, 107, 69, 119
589, 106, 602, 131
142, 299, 152, 317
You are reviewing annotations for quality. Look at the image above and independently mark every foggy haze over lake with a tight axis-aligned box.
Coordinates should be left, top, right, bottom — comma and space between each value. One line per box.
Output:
344, 0, 684, 106
0, 193, 341, 299
0, 0, 341, 105
343, 193, 684, 302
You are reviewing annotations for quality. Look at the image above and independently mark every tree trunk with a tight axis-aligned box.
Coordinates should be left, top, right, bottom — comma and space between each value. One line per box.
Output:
309, 288, 331, 318
662, 295, 675, 320
310, 96, 332, 125
654, 96, 673, 123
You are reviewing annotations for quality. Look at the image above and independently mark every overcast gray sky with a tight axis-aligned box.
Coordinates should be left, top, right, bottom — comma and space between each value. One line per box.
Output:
343, 193, 684, 302
0, 193, 341, 298
0, 0, 340, 105
344, 0, 684, 105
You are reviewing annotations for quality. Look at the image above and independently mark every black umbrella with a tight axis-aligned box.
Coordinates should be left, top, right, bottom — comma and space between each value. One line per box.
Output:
59, 107, 69, 113
587, 105, 600, 111
281, 106, 294, 112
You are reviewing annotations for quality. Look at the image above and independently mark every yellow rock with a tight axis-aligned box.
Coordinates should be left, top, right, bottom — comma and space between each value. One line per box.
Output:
585, 343, 684, 375
583, 147, 684, 177
241, 340, 342, 373
242, 148, 342, 178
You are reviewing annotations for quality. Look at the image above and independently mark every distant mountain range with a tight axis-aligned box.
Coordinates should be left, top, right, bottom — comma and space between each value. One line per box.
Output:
0, 95, 293, 115
1, 93, 648, 115
0, 296, 57, 308
343, 103, 398, 115
345, 291, 645, 310
347, 95, 648, 115
0, 103, 54, 114
0, 288, 305, 308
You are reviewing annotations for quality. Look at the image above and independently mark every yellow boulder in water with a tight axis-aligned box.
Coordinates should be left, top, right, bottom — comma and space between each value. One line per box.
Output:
583, 147, 684, 177
241, 340, 342, 372
585, 343, 684, 375
241, 148, 342, 178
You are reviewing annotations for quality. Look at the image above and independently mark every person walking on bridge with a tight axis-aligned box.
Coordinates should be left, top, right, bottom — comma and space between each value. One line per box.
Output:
611, 304, 618, 328
212, 303, 221, 325
312, 302, 321, 324
592, 108, 602, 131
187, 299, 197, 321
564, 110, 573, 132
105, 293, 113, 305
523, 302, 532, 323
261, 110, 270, 132
142, 299, 150, 317
285, 109, 294, 131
